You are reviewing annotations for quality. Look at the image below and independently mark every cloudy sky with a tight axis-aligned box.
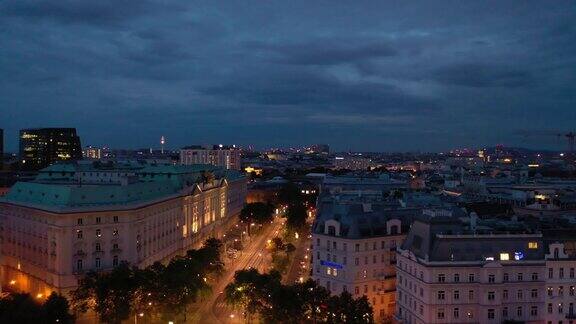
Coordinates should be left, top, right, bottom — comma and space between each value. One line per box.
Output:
1, 1, 575, 152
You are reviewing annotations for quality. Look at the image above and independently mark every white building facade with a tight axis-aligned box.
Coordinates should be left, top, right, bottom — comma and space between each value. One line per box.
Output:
0, 163, 246, 297
396, 215, 576, 324
311, 190, 413, 322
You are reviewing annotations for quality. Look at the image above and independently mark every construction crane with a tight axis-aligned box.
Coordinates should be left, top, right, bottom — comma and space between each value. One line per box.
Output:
516, 130, 575, 159
557, 131, 575, 159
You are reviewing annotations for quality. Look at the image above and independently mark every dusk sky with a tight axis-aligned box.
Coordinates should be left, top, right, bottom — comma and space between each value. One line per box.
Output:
1, 1, 575, 152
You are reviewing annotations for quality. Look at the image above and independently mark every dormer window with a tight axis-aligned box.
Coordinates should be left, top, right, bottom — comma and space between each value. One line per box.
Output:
328, 225, 336, 236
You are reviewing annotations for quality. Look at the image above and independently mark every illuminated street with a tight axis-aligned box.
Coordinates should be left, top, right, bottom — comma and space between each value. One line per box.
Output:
190, 216, 286, 323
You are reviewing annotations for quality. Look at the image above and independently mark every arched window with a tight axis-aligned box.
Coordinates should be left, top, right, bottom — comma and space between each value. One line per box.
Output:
554, 248, 559, 259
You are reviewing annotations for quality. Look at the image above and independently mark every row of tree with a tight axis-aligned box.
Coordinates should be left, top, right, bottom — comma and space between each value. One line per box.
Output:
71, 238, 223, 324
225, 269, 374, 324
0, 292, 74, 324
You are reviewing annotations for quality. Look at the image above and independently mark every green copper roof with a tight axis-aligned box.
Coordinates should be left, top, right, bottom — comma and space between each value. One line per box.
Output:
1, 162, 245, 211
5, 181, 179, 207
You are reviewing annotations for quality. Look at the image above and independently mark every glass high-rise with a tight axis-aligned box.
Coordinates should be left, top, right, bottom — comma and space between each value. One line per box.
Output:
19, 128, 82, 168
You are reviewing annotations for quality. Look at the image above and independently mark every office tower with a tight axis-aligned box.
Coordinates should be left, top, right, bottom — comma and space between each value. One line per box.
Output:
19, 128, 82, 168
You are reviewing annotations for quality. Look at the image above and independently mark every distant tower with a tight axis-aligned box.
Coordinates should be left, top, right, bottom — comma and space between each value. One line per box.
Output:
160, 136, 165, 154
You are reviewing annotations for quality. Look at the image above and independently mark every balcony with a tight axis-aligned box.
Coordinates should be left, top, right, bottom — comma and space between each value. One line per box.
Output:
111, 247, 122, 254
92, 250, 104, 256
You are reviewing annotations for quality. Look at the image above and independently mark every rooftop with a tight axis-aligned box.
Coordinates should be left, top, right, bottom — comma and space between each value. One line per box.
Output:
0, 161, 245, 212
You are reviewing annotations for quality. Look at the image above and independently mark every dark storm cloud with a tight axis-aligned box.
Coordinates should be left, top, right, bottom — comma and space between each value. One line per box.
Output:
433, 63, 534, 88
0, 1, 575, 152
0, 0, 158, 26
201, 71, 438, 114
247, 39, 398, 66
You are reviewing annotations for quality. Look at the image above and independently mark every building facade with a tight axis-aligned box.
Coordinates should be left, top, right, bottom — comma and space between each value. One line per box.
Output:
0, 162, 246, 297
83, 146, 102, 160
180, 145, 241, 170
396, 213, 576, 324
311, 190, 411, 322
19, 128, 82, 169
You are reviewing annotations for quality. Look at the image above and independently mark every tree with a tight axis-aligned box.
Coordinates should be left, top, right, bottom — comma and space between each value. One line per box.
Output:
43, 292, 75, 324
278, 182, 303, 206
240, 202, 274, 225
95, 263, 139, 324
271, 237, 285, 252
285, 203, 307, 230
0, 293, 43, 323
224, 269, 282, 322
284, 243, 296, 255
327, 292, 374, 324
71, 262, 139, 324
262, 284, 303, 323
294, 279, 331, 322
72, 241, 225, 322
224, 271, 374, 324
155, 257, 205, 322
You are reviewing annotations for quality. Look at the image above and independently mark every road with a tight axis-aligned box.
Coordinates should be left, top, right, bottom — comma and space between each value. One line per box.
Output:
189, 216, 285, 324
283, 230, 312, 285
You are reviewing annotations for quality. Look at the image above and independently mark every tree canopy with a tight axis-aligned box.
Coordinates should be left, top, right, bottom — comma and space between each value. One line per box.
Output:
0, 292, 74, 324
71, 238, 223, 323
225, 269, 374, 324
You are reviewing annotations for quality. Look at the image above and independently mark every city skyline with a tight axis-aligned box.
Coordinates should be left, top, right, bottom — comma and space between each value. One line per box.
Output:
1, 1, 575, 151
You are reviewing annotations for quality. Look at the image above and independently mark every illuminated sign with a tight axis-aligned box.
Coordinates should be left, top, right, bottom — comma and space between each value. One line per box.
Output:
514, 252, 524, 260
320, 260, 343, 269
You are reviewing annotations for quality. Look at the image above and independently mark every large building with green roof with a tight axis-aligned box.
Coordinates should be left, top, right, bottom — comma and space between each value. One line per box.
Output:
0, 161, 246, 296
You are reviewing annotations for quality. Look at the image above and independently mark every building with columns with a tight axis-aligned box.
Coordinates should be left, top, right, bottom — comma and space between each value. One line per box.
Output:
0, 161, 246, 297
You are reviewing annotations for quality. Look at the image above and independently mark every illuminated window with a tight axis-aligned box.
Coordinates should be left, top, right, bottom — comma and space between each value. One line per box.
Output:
500, 253, 509, 261
528, 242, 538, 249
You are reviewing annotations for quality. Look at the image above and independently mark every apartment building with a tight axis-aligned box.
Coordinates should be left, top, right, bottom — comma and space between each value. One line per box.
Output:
396, 212, 576, 324
180, 145, 241, 170
311, 189, 414, 322
0, 162, 246, 297
543, 231, 576, 323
